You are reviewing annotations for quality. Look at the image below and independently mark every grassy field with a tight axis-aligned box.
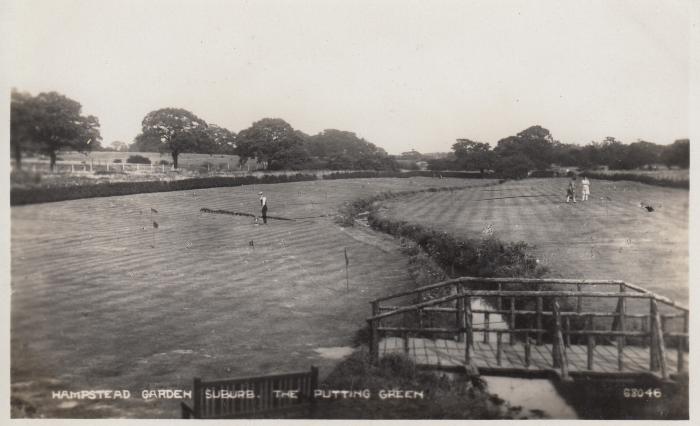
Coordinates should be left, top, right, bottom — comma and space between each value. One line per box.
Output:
377, 178, 688, 310
10, 177, 495, 418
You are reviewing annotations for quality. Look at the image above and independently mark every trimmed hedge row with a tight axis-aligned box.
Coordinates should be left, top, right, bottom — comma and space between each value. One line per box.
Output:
10, 173, 317, 205
11, 169, 491, 206
323, 170, 486, 179
368, 214, 547, 279
583, 171, 689, 189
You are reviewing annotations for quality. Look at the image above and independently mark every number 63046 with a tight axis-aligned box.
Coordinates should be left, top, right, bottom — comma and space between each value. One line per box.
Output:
623, 388, 662, 398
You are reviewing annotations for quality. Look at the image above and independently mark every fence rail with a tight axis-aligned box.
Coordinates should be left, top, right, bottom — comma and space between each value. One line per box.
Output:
367, 277, 688, 381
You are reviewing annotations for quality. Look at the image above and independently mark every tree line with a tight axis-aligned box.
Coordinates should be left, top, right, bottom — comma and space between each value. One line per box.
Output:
11, 90, 689, 174
11, 90, 396, 171
426, 125, 689, 178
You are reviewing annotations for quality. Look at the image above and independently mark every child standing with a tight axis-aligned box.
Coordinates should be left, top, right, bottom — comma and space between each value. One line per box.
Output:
581, 175, 590, 201
566, 177, 577, 203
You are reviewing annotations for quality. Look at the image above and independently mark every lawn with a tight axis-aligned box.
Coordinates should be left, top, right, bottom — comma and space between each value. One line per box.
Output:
377, 178, 688, 309
10, 177, 495, 418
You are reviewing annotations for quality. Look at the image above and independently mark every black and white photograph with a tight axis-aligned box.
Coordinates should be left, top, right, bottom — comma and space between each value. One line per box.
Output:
1, 0, 695, 421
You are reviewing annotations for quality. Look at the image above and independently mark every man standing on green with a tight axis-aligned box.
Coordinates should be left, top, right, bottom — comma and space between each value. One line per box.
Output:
259, 191, 268, 224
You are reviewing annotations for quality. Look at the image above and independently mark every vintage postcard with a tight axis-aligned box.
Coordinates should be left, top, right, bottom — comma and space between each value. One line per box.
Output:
2, 0, 694, 422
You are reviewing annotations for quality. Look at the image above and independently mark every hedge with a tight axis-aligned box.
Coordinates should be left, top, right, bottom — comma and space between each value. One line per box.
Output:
323, 170, 486, 180
367, 214, 547, 279
11, 169, 493, 206
10, 173, 317, 206
583, 171, 689, 189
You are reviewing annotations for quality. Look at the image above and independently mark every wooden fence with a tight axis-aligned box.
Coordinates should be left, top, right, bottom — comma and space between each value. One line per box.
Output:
181, 366, 318, 419
367, 278, 688, 380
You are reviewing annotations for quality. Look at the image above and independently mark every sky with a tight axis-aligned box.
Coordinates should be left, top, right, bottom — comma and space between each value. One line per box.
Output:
2, 0, 693, 154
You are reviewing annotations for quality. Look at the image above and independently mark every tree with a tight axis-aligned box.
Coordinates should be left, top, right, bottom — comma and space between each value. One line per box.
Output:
661, 139, 689, 168
10, 89, 38, 170
235, 118, 310, 170
139, 108, 211, 168
305, 129, 397, 170
494, 153, 534, 179
452, 139, 494, 177
626, 140, 663, 169
597, 137, 629, 169
494, 125, 556, 170
206, 124, 237, 155
25, 92, 101, 170
130, 132, 162, 152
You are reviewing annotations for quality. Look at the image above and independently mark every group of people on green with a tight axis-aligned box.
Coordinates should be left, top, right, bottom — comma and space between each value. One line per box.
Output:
566, 175, 591, 203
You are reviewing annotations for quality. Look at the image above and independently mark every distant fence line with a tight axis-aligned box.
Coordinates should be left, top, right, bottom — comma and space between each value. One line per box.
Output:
12, 159, 263, 174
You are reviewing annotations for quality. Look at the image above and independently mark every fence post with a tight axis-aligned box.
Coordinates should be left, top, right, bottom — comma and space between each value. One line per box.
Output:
456, 284, 465, 343
552, 299, 569, 379
576, 283, 582, 313
464, 295, 472, 365
509, 297, 516, 345
193, 377, 202, 419
536, 297, 543, 345
370, 301, 379, 365
553, 300, 562, 368
524, 332, 531, 367
649, 300, 659, 371
496, 331, 503, 366
483, 312, 490, 343
617, 285, 626, 371
677, 310, 689, 372
497, 283, 503, 311
651, 299, 667, 379
307, 366, 319, 416
587, 334, 595, 370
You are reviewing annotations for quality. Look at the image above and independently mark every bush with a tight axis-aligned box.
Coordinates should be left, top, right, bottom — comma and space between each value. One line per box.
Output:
113, 159, 122, 163
157, 160, 171, 166
584, 171, 688, 189
10, 170, 42, 185
324, 170, 484, 180
10, 173, 318, 205
367, 214, 547, 279
126, 155, 152, 164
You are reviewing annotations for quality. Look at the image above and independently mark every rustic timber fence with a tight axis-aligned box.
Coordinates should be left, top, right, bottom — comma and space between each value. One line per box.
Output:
367, 278, 688, 381
181, 367, 318, 419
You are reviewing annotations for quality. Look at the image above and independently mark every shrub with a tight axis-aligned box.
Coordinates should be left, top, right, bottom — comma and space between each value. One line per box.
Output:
157, 160, 171, 166
323, 170, 484, 180
126, 155, 152, 164
584, 171, 688, 189
10, 170, 42, 186
113, 159, 122, 163
367, 214, 547, 279
10, 173, 318, 205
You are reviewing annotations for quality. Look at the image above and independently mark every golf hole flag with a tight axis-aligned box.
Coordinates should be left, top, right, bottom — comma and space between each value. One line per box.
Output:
344, 247, 349, 267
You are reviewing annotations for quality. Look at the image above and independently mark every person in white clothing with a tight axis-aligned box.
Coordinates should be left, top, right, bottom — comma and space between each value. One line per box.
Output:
580, 176, 590, 201
259, 191, 268, 224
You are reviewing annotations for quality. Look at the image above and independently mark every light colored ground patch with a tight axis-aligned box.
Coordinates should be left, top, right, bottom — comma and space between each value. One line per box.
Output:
484, 376, 577, 419
314, 346, 356, 360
